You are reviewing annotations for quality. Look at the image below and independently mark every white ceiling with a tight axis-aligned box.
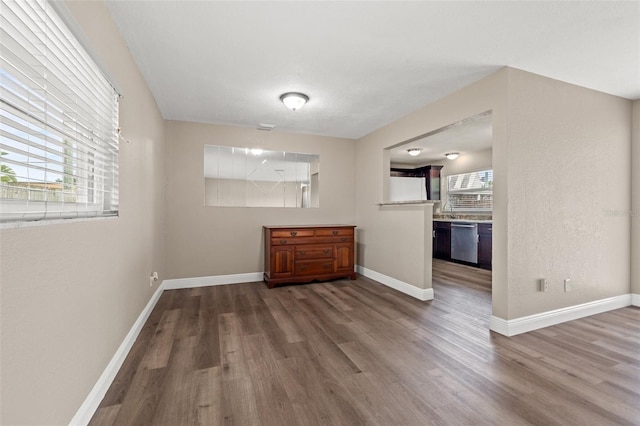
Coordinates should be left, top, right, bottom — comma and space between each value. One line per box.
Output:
389, 112, 493, 165
105, 1, 640, 140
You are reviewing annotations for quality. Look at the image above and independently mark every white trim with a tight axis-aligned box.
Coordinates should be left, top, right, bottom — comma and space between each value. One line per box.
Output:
356, 265, 434, 301
632, 294, 640, 307
490, 294, 632, 337
163, 272, 264, 290
69, 281, 166, 425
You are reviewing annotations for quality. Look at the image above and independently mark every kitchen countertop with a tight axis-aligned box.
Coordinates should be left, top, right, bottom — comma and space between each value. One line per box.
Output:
433, 217, 493, 224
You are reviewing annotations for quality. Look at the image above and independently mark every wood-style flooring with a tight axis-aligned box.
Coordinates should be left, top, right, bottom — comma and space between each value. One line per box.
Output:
90, 259, 640, 425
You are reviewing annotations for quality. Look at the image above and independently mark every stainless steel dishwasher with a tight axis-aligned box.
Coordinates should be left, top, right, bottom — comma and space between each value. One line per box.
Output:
451, 222, 478, 263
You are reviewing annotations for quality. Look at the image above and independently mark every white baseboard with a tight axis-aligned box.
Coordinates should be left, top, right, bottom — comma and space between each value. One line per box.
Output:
356, 265, 434, 301
69, 281, 166, 425
490, 294, 633, 337
632, 294, 640, 307
163, 272, 263, 290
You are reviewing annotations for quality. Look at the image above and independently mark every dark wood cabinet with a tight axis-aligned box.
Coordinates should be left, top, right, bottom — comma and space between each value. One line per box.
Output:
390, 165, 443, 200
432, 221, 451, 260
264, 225, 356, 288
477, 223, 492, 270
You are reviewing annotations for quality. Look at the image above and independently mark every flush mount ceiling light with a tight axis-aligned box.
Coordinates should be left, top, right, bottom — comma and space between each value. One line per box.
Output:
280, 92, 309, 111
445, 152, 460, 160
407, 148, 422, 156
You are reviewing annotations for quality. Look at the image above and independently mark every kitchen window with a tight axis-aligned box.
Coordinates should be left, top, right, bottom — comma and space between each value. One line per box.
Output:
0, 0, 119, 226
447, 169, 493, 211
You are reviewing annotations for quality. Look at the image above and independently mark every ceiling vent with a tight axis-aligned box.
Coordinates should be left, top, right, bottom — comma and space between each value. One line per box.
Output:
257, 123, 276, 131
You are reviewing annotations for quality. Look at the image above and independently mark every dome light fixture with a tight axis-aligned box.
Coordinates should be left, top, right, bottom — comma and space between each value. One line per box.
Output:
407, 148, 422, 157
445, 152, 460, 160
280, 92, 309, 111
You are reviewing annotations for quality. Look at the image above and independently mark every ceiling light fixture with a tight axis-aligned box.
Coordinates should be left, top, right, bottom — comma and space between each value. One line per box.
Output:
280, 92, 309, 111
445, 152, 460, 160
407, 148, 421, 156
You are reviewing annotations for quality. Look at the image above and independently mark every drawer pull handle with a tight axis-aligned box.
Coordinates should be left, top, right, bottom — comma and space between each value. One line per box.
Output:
332, 230, 339, 235
300, 265, 307, 271
323, 249, 330, 254
280, 240, 287, 244
323, 263, 331, 269
290, 231, 297, 236
341, 237, 347, 242
299, 250, 307, 255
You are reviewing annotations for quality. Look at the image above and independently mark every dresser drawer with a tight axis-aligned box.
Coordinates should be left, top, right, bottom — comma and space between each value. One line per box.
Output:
296, 246, 334, 259
315, 228, 354, 237
295, 259, 334, 276
271, 229, 315, 238
272, 236, 351, 246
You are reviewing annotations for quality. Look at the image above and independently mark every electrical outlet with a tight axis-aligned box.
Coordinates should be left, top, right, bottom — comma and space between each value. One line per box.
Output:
539, 278, 550, 292
564, 278, 572, 292
149, 272, 159, 287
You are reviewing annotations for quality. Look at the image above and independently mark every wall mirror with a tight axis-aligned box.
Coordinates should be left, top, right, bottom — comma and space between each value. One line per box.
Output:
204, 145, 319, 208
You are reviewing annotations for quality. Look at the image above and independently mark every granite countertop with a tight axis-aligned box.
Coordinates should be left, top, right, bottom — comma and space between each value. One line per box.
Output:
433, 214, 493, 223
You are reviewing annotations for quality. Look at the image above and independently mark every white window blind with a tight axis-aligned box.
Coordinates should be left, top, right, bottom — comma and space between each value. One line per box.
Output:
0, 0, 119, 225
447, 169, 493, 211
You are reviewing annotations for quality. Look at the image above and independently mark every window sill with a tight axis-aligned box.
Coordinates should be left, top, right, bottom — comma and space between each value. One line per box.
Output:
1, 215, 118, 230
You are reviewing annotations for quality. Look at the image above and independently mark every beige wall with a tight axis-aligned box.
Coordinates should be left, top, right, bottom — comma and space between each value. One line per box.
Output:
0, 2, 166, 425
356, 67, 633, 322
164, 121, 356, 279
632, 100, 640, 296
356, 69, 509, 304
438, 148, 493, 178
505, 69, 632, 319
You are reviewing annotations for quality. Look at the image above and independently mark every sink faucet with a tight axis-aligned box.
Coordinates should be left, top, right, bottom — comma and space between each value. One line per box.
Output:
442, 202, 455, 219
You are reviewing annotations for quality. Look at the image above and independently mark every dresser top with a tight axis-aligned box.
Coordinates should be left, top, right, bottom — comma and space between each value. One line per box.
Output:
264, 224, 356, 230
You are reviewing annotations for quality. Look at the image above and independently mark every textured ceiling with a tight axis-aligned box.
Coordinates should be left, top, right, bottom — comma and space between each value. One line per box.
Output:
389, 112, 493, 165
105, 1, 640, 140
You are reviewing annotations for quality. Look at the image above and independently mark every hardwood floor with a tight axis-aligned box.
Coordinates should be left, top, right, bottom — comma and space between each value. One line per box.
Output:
90, 261, 640, 425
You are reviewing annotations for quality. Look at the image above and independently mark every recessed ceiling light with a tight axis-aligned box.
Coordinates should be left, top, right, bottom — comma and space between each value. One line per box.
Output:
280, 92, 309, 111
407, 148, 421, 156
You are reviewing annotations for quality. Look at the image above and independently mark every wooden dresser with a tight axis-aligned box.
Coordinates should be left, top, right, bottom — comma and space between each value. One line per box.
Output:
264, 225, 356, 288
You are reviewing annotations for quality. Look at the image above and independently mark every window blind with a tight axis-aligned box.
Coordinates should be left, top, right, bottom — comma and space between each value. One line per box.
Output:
0, 0, 119, 224
447, 169, 493, 211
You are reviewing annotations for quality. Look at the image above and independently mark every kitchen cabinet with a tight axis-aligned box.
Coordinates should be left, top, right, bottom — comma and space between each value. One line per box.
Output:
390, 165, 443, 200
264, 225, 356, 288
477, 223, 492, 270
433, 220, 492, 270
432, 221, 451, 260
